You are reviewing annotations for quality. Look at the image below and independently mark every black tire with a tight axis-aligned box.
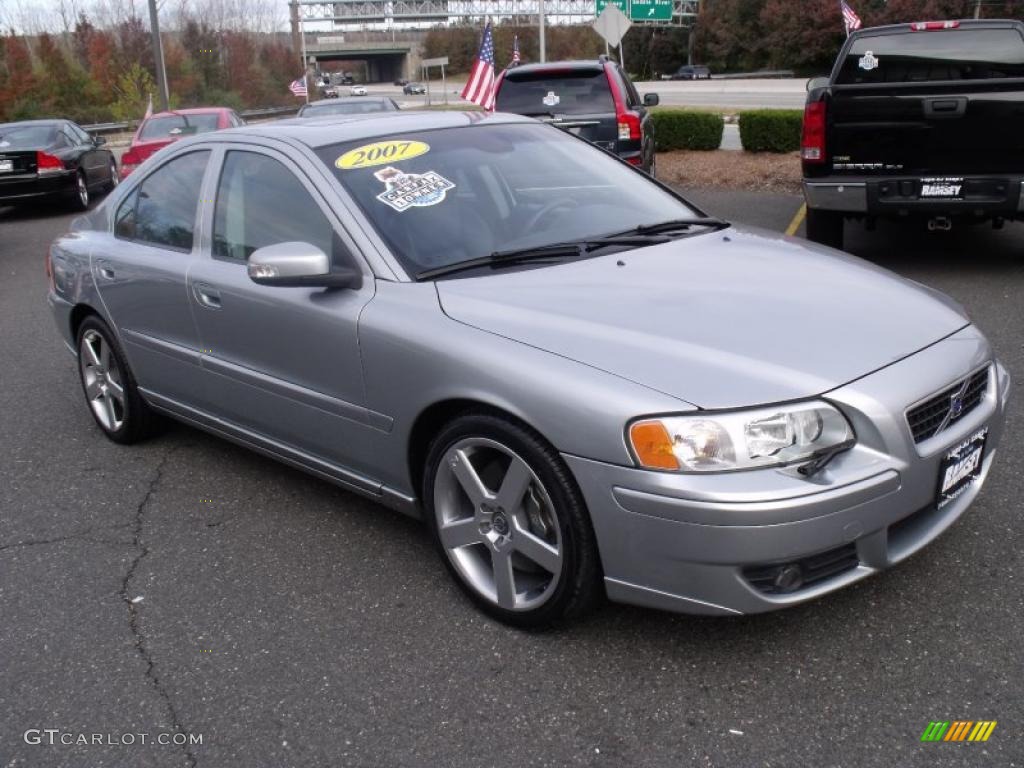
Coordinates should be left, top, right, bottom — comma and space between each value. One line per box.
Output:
69, 170, 90, 211
76, 316, 161, 444
105, 158, 119, 193
805, 207, 844, 250
423, 410, 603, 628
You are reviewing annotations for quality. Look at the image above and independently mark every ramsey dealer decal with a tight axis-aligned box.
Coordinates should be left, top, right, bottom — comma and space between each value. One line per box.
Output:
373, 166, 455, 212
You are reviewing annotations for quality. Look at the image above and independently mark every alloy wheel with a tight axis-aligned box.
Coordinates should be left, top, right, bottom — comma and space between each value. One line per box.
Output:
433, 437, 564, 612
76, 173, 89, 208
79, 328, 125, 432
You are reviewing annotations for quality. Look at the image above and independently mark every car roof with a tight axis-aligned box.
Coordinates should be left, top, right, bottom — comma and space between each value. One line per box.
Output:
199, 110, 534, 149
505, 60, 607, 75
306, 96, 391, 105
147, 108, 229, 119
0, 119, 65, 128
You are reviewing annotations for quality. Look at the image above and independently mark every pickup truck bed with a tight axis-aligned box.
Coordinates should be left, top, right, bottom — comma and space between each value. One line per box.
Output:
801, 19, 1024, 248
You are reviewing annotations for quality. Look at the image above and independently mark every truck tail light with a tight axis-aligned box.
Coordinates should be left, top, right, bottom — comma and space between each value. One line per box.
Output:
120, 149, 141, 178
801, 100, 827, 163
604, 63, 642, 142
36, 151, 64, 174
618, 112, 641, 141
911, 20, 960, 31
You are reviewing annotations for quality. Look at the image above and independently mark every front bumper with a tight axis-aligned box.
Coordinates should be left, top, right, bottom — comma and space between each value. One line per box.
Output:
566, 326, 1011, 616
803, 175, 1024, 218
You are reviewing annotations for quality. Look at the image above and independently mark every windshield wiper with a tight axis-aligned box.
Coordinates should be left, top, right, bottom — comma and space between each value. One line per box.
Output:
415, 235, 669, 281
609, 217, 731, 237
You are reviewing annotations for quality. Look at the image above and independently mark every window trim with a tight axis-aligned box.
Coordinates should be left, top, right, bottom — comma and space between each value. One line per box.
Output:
112, 148, 212, 254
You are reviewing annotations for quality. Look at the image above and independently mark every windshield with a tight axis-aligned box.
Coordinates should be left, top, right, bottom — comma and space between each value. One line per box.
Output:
837, 28, 1024, 83
302, 101, 393, 117
496, 70, 615, 115
140, 114, 220, 140
316, 123, 699, 278
0, 125, 56, 148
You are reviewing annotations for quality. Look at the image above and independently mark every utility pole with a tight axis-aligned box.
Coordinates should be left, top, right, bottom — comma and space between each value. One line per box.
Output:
974, 0, 982, 19
539, 0, 546, 62
147, 0, 169, 111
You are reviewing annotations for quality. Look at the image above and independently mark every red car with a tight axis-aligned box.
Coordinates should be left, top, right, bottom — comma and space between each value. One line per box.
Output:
120, 107, 243, 179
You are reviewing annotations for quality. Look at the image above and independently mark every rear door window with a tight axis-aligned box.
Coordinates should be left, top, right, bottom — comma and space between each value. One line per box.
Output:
118, 151, 210, 250
837, 28, 1024, 84
496, 70, 614, 115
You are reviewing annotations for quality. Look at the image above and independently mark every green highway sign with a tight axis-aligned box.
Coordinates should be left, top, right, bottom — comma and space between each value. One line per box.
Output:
595, 0, 629, 17
629, 0, 672, 21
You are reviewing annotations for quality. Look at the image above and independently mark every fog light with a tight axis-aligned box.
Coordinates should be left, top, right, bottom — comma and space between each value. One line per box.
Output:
774, 564, 804, 592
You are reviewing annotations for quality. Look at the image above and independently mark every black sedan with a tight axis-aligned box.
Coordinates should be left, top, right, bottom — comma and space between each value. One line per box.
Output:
0, 120, 118, 210
402, 82, 427, 95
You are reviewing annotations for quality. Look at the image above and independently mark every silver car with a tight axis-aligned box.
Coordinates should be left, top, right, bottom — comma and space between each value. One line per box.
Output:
47, 112, 1011, 626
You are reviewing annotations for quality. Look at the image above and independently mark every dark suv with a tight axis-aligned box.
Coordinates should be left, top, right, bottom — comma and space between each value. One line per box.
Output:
494, 57, 660, 175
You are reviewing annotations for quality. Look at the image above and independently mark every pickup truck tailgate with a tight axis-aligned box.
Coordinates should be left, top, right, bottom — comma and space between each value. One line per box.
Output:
828, 24, 1024, 176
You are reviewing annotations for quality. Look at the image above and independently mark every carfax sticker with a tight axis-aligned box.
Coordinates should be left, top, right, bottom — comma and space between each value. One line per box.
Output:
336, 140, 430, 170
858, 51, 879, 71
542, 91, 560, 107
373, 166, 455, 212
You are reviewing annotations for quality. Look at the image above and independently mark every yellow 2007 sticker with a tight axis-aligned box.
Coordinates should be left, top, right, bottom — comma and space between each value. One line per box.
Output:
335, 140, 430, 170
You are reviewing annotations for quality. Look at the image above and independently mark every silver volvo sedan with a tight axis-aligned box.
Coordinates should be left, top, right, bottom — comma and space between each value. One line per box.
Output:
47, 112, 1011, 626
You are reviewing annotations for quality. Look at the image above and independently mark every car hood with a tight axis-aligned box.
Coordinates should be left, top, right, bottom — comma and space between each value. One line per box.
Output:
435, 226, 970, 409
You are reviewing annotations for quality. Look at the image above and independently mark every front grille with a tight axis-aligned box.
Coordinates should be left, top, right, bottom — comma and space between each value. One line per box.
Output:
743, 543, 859, 595
906, 368, 988, 444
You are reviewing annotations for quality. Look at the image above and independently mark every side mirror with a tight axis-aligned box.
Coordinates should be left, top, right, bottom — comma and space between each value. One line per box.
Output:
806, 76, 830, 93
93, 135, 107, 145
643, 93, 660, 107
247, 241, 362, 289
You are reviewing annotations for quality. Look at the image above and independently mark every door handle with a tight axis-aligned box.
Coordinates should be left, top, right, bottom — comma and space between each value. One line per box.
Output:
95, 260, 115, 280
924, 97, 967, 118
192, 282, 222, 310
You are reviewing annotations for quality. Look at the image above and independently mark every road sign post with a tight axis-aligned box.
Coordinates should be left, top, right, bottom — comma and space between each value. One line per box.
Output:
593, 3, 632, 70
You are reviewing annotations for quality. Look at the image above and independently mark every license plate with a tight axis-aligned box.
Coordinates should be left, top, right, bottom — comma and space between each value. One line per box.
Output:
936, 427, 987, 510
920, 177, 964, 199
0, 160, 12, 173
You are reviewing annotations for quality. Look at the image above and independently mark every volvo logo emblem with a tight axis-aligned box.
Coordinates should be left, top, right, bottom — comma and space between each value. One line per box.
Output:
949, 395, 964, 418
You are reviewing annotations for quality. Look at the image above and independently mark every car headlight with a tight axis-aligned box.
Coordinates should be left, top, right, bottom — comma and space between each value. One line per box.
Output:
628, 401, 855, 473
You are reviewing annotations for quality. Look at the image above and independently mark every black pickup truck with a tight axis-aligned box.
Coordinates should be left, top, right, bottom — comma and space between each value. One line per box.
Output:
802, 19, 1024, 249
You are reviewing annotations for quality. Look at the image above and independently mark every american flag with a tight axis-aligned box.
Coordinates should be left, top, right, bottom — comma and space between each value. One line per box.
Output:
461, 22, 496, 110
289, 76, 308, 97
511, 35, 521, 66
840, 1, 862, 35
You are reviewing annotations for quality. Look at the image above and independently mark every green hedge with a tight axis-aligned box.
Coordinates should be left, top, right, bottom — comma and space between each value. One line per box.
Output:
738, 109, 804, 153
652, 110, 724, 152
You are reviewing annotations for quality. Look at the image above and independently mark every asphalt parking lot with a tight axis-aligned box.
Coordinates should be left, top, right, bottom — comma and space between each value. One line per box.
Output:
1, 187, 1020, 768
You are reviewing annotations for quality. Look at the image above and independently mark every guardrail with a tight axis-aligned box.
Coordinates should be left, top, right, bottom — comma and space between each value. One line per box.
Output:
81, 105, 300, 135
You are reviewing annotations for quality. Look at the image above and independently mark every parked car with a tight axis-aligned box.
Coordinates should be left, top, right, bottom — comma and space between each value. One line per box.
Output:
120, 107, 242, 179
350, 85, 368, 96
402, 82, 426, 95
47, 111, 1009, 627
670, 64, 712, 80
0, 119, 118, 210
494, 57, 659, 175
803, 18, 1024, 249
297, 97, 400, 117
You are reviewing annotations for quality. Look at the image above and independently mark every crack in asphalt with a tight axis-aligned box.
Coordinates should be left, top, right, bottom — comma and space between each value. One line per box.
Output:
0, 523, 135, 552
120, 446, 198, 768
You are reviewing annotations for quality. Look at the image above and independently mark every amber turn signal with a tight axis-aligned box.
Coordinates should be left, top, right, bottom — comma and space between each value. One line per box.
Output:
629, 421, 680, 470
